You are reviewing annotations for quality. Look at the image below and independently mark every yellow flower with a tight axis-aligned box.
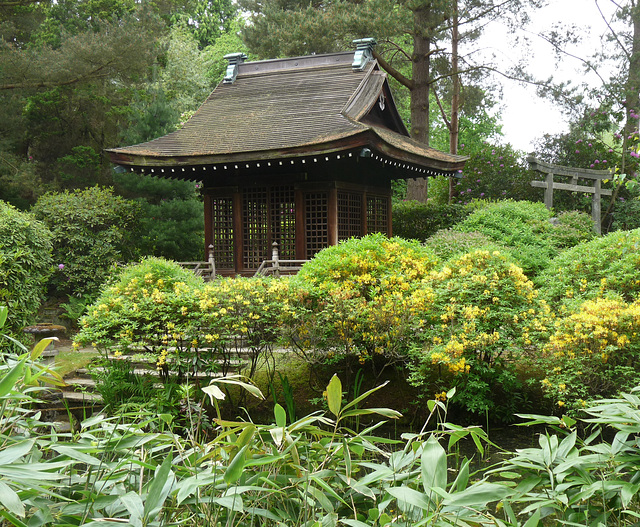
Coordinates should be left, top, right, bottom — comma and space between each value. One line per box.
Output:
557, 401, 565, 407
114, 350, 122, 357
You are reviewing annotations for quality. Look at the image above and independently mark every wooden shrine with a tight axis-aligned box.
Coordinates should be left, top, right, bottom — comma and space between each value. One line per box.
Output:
107, 39, 467, 276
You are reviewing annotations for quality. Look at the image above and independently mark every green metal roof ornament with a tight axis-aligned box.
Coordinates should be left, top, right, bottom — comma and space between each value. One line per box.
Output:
223, 53, 248, 84
352, 38, 377, 71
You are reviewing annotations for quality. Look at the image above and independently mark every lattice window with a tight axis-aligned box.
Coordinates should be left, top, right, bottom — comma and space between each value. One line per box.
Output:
366, 195, 389, 235
270, 186, 296, 260
305, 192, 329, 258
243, 188, 269, 270
210, 197, 234, 268
338, 191, 362, 241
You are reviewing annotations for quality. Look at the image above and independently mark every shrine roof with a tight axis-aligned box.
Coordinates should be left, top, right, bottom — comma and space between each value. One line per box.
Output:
107, 49, 467, 176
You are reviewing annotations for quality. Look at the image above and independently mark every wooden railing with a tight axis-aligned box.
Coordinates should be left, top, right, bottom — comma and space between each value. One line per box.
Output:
254, 242, 308, 277
178, 245, 216, 281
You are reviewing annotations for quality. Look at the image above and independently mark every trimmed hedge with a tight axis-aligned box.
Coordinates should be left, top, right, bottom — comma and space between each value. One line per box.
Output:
0, 201, 53, 337
392, 200, 472, 241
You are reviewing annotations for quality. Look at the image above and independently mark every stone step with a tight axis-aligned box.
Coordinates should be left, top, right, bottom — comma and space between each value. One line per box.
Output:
65, 377, 96, 389
62, 391, 103, 403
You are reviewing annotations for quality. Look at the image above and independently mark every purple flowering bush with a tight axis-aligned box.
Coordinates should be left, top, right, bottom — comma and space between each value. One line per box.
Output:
429, 142, 539, 205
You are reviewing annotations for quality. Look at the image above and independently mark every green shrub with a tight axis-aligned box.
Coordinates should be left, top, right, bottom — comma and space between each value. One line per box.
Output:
31, 186, 141, 297
410, 250, 551, 421
538, 296, 640, 413
0, 201, 53, 337
392, 200, 472, 241
290, 234, 438, 363
76, 257, 296, 409
424, 229, 509, 263
295, 233, 438, 296
454, 200, 578, 276
537, 228, 640, 308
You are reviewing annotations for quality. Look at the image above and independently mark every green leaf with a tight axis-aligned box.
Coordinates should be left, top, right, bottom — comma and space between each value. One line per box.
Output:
326, 374, 342, 417
444, 482, 510, 507
340, 520, 370, 527
522, 508, 541, 527
274, 403, 287, 428
0, 307, 7, 330
224, 444, 248, 485
0, 509, 28, 527
0, 356, 27, 398
0, 481, 24, 518
387, 486, 431, 511
421, 436, 447, 493
341, 408, 402, 419
31, 338, 55, 361
143, 455, 174, 519
0, 440, 36, 465
341, 381, 389, 413
51, 445, 103, 466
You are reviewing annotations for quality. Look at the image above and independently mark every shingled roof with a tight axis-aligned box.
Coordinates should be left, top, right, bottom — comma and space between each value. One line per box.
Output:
107, 47, 467, 177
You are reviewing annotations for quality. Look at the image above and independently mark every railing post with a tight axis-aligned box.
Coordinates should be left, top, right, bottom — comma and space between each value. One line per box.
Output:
271, 241, 280, 278
207, 244, 216, 279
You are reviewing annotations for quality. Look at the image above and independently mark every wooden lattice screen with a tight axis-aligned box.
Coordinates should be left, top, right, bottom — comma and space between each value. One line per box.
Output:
305, 191, 329, 258
366, 195, 389, 234
270, 186, 296, 260
338, 191, 362, 241
210, 197, 234, 269
243, 187, 269, 270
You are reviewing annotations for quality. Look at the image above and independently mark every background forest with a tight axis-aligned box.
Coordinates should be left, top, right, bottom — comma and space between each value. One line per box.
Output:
3, 1, 640, 269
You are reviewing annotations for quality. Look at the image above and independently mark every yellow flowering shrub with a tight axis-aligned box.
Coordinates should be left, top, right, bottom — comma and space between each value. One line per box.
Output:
537, 228, 640, 309
290, 234, 438, 362
410, 250, 552, 419
540, 296, 640, 412
75, 258, 297, 408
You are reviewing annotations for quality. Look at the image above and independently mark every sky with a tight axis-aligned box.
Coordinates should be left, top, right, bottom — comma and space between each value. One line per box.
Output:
482, 0, 618, 153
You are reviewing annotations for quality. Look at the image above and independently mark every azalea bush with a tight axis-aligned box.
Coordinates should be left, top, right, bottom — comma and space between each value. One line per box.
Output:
410, 250, 552, 420
537, 227, 640, 309
453, 200, 595, 277
538, 296, 640, 413
424, 228, 509, 263
290, 234, 438, 363
0, 200, 53, 339
76, 257, 296, 410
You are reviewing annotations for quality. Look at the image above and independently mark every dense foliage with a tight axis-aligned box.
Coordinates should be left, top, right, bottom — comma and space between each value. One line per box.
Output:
7, 307, 640, 525
0, 201, 53, 337
32, 187, 142, 297
454, 201, 595, 276
537, 227, 640, 308
392, 200, 472, 241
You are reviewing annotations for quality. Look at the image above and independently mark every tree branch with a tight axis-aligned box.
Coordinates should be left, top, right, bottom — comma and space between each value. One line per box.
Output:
596, 0, 631, 61
373, 49, 413, 90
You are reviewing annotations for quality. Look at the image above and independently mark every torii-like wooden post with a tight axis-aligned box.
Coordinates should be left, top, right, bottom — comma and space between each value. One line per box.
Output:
527, 156, 613, 235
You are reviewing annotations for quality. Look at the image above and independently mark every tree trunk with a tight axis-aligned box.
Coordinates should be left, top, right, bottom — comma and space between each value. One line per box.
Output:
406, 5, 432, 202
448, 0, 460, 203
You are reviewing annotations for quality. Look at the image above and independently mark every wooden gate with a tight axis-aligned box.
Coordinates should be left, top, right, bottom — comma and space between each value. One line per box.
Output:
527, 156, 613, 234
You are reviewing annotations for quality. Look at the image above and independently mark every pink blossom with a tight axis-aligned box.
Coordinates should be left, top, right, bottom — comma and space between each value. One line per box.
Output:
58, 264, 64, 270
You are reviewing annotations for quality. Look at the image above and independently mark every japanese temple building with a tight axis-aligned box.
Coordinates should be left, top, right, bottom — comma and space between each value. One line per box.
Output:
107, 39, 467, 276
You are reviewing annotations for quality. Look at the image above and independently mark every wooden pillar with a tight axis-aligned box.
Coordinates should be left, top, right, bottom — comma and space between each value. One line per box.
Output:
328, 187, 338, 246
295, 189, 305, 260
203, 193, 213, 257
592, 179, 602, 235
386, 193, 393, 236
233, 191, 243, 274
361, 190, 368, 235
544, 172, 554, 210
